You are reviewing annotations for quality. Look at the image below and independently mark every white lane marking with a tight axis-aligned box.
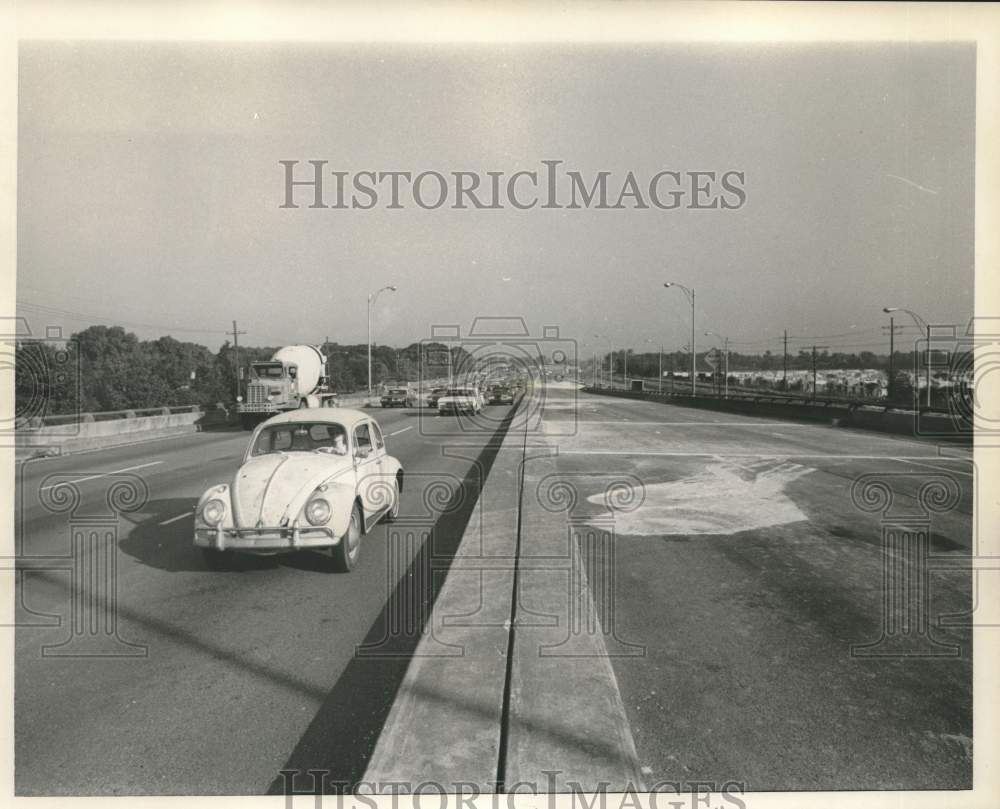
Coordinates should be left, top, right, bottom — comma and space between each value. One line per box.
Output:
386, 426, 414, 437
38, 461, 164, 491
158, 511, 192, 525
898, 458, 975, 478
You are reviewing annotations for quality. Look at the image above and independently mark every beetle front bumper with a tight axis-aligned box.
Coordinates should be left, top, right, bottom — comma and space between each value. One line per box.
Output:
194, 525, 340, 553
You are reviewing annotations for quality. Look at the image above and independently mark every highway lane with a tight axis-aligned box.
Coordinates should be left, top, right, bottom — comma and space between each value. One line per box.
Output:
14, 403, 516, 795
528, 388, 973, 791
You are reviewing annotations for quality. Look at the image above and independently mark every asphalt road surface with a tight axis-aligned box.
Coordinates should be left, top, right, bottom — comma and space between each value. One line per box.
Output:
14, 404, 516, 795
529, 387, 973, 791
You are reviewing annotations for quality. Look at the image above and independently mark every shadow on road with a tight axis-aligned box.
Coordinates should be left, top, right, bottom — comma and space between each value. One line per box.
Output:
265, 405, 520, 795
118, 498, 279, 572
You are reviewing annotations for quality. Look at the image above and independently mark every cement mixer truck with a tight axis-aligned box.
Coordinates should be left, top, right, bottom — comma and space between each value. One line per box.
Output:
237, 345, 339, 430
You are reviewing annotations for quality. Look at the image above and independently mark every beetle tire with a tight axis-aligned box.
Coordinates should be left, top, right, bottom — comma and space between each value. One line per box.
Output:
384, 479, 401, 523
331, 502, 362, 573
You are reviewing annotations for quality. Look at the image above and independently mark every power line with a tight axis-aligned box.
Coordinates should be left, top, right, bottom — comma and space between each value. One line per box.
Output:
17, 298, 291, 346
17, 299, 227, 337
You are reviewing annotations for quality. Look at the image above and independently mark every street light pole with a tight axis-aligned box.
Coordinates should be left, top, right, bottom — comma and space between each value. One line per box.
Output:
641, 337, 661, 394
367, 284, 397, 397
664, 282, 696, 396
883, 306, 931, 408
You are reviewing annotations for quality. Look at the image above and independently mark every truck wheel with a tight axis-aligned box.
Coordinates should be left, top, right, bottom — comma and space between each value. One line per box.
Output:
331, 502, 362, 573
240, 415, 257, 431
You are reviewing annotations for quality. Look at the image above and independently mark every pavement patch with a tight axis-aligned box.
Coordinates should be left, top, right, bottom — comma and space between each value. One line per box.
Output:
585, 459, 813, 537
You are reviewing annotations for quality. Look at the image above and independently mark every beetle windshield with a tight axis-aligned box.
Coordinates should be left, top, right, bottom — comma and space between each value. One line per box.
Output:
251, 422, 348, 456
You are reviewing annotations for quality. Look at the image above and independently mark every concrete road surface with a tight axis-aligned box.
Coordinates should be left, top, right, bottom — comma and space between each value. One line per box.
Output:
521, 387, 972, 791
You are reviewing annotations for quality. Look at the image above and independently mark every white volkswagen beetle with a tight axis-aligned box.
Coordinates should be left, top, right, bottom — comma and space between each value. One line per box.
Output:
194, 408, 403, 572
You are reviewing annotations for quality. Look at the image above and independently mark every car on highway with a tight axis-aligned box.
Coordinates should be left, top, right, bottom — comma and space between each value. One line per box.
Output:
380, 386, 413, 408
487, 383, 515, 405
437, 386, 484, 415
194, 408, 403, 572
426, 386, 448, 408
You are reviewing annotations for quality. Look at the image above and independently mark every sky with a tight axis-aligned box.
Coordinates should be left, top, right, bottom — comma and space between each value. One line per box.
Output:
16, 41, 975, 358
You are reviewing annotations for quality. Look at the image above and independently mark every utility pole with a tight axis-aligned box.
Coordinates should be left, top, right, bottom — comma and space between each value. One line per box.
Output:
659, 345, 663, 394
810, 344, 829, 400
723, 336, 730, 398
228, 320, 247, 400
782, 329, 788, 391
324, 335, 330, 384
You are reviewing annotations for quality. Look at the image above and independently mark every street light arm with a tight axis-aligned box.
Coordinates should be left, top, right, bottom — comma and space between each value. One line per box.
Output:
883, 306, 927, 331
664, 282, 693, 305
370, 284, 397, 305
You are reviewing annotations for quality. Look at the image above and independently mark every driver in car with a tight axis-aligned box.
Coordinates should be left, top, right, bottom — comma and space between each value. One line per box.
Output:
316, 425, 348, 456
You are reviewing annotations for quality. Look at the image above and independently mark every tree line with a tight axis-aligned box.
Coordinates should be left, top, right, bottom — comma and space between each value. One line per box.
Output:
14, 325, 467, 418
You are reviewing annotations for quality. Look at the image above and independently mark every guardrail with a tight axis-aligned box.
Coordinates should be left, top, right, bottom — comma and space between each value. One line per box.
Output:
593, 383, 956, 415
618, 375, 961, 412
17, 404, 207, 430
585, 385, 971, 443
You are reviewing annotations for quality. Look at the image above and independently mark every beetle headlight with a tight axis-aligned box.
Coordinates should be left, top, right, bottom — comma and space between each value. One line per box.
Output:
305, 497, 331, 526
200, 498, 226, 526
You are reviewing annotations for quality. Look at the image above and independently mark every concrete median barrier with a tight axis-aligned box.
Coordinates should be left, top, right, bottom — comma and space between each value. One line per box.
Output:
506, 446, 646, 792
363, 392, 644, 793
363, 403, 527, 790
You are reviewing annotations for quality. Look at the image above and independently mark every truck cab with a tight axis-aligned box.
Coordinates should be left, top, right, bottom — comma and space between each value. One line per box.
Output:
237, 345, 336, 429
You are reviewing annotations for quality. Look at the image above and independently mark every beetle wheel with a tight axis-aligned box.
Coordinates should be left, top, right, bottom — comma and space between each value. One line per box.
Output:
384, 479, 401, 523
331, 502, 362, 572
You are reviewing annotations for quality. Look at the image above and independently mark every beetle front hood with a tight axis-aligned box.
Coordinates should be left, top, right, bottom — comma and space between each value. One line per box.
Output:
231, 452, 352, 527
